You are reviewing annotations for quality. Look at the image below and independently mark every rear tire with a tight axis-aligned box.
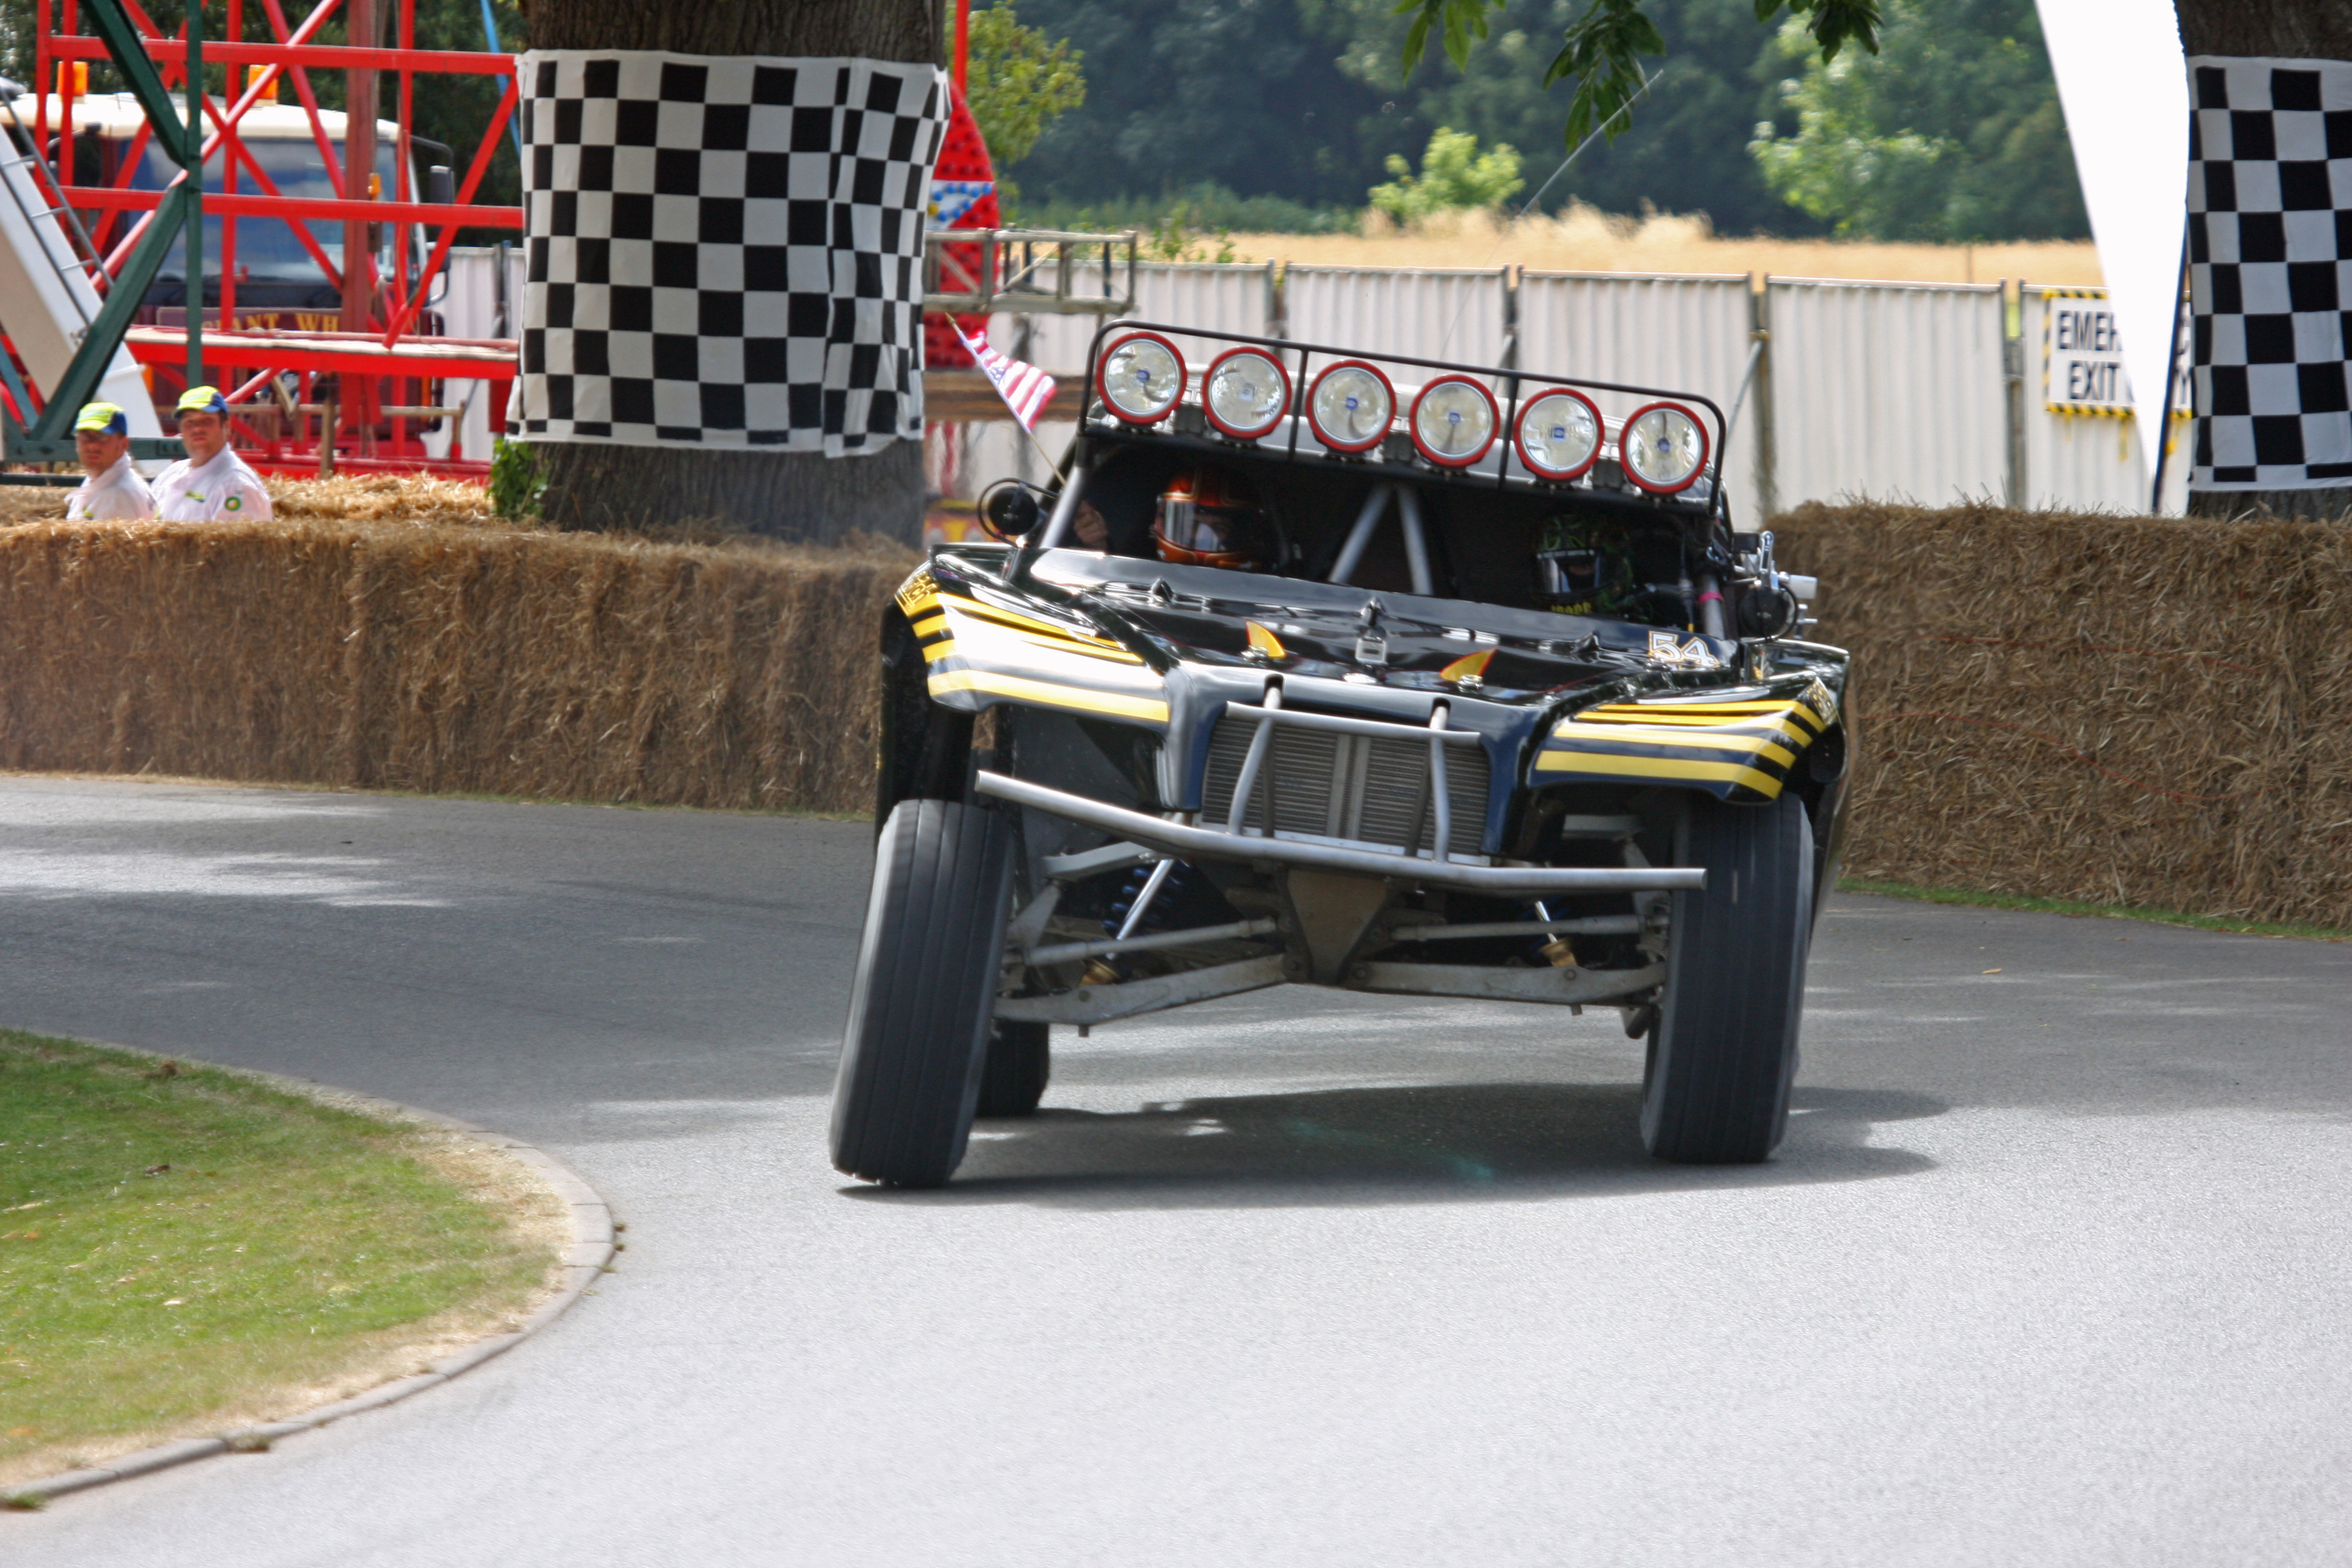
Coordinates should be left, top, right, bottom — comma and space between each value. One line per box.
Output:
975, 1021, 1050, 1117
1641, 792, 1814, 1163
831, 800, 1016, 1186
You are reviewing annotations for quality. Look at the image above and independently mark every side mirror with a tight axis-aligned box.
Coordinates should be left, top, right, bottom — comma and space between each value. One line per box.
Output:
427, 165, 455, 205
981, 481, 1042, 540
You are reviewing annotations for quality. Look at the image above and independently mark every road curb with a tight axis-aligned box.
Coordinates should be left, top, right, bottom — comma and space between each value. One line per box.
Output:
5, 1083, 615, 1509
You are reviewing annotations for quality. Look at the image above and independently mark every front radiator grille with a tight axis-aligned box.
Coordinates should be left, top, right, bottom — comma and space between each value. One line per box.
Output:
1201, 714, 1489, 858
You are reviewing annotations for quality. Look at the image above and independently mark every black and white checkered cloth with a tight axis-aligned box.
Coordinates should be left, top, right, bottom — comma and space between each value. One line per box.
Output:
2188, 56, 2352, 490
516, 51, 947, 456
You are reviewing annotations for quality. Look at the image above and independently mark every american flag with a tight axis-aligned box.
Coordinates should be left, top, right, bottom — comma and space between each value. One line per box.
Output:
953, 323, 1057, 430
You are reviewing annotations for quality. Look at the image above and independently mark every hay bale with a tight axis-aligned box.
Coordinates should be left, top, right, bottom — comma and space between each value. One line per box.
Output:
0, 513, 916, 812
1774, 501, 2352, 929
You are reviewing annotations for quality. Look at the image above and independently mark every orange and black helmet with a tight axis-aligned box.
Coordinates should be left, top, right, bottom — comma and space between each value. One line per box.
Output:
1152, 468, 1270, 570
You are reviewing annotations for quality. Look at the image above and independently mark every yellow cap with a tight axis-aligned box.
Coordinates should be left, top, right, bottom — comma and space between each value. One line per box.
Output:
176, 385, 228, 416
74, 401, 128, 434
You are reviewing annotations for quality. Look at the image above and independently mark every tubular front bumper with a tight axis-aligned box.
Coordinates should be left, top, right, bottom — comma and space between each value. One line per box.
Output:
974, 771, 1704, 896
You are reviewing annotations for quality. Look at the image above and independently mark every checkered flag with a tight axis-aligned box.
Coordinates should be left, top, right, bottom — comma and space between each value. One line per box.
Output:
2187, 56, 2352, 490
953, 322, 1056, 429
516, 51, 949, 457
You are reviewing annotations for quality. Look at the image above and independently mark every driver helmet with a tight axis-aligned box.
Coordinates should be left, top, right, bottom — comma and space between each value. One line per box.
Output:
1534, 515, 1633, 616
1153, 468, 1270, 570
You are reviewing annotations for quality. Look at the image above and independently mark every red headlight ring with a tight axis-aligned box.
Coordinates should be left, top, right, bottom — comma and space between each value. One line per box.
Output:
1305, 359, 1398, 454
1408, 374, 1501, 468
1617, 400, 1711, 495
1200, 347, 1294, 441
1094, 330, 1189, 426
1512, 386, 1605, 482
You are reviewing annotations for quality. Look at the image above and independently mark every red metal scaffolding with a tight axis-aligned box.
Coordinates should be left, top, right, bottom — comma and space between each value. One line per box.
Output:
23, 0, 521, 475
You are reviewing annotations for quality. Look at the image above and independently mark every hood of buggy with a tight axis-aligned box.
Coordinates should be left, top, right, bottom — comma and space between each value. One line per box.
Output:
903, 545, 1845, 844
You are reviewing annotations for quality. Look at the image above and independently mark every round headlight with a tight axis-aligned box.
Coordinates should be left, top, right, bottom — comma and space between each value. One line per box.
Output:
1409, 375, 1499, 468
1306, 360, 1395, 454
1203, 347, 1291, 440
1618, 401, 1708, 494
1514, 388, 1602, 481
1096, 332, 1186, 425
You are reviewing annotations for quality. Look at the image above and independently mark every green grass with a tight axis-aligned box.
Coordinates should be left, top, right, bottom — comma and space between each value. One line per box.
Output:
0, 1031, 556, 1485
1837, 877, 2351, 942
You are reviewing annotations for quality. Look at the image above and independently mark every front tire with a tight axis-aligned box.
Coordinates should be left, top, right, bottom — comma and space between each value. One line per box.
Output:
831, 800, 1016, 1186
1641, 792, 1814, 1163
975, 1021, 1050, 1117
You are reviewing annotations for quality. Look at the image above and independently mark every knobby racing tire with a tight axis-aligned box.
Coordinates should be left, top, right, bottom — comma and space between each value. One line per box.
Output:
1642, 791, 1814, 1164
975, 1021, 1050, 1118
831, 799, 1016, 1186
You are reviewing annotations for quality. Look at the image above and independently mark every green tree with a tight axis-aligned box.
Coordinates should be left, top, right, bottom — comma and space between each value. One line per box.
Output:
1368, 125, 1523, 223
1747, 0, 2083, 241
1310, 0, 1820, 234
965, 2, 1085, 167
1392, 0, 1881, 150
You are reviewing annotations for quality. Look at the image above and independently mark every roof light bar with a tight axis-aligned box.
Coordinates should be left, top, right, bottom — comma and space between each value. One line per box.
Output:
1097, 332, 1187, 425
1409, 374, 1499, 468
1201, 347, 1291, 441
1618, 400, 1708, 494
1305, 360, 1396, 454
1514, 387, 1603, 482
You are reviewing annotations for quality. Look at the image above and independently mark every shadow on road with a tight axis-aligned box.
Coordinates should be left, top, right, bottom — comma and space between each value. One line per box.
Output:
851, 1081, 1942, 1210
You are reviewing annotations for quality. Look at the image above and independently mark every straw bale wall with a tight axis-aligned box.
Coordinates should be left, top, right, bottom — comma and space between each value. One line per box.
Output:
0, 486, 2344, 927
0, 512, 915, 812
1772, 503, 2352, 929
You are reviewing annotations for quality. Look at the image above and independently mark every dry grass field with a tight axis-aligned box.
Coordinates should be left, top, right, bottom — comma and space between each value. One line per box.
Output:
1228, 205, 2103, 286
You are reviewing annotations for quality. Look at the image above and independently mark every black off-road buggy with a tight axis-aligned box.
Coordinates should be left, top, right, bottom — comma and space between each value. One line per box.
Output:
832, 322, 1851, 1186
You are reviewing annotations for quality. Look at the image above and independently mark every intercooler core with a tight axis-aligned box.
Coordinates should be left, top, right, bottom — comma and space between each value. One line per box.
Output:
1202, 714, 1490, 858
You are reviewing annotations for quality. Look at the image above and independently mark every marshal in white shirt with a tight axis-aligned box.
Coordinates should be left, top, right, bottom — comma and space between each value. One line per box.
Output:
65, 454, 157, 521
151, 446, 273, 522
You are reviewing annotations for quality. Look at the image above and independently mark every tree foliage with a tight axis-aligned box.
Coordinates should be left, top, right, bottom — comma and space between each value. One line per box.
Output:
1748, 0, 2083, 241
964, 2, 1086, 166
1392, 0, 1881, 148
1368, 126, 1523, 223
988, 0, 1402, 212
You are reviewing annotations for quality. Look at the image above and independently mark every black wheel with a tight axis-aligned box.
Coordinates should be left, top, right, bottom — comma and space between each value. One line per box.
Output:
1642, 791, 1814, 1164
831, 799, 1016, 1186
975, 1020, 1050, 1117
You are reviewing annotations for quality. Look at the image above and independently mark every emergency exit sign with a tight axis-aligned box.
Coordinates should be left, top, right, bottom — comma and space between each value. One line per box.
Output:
2041, 287, 2191, 419
2045, 293, 2129, 413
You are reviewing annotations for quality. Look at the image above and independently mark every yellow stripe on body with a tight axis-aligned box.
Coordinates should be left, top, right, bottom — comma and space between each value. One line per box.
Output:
941, 595, 1131, 652
1582, 701, 1822, 730
1549, 726, 1800, 769
1561, 714, 1815, 752
910, 612, 948, 641
1533, 748, 1786, 799
938, 609, 1145, 665
926, 668, 1171, 724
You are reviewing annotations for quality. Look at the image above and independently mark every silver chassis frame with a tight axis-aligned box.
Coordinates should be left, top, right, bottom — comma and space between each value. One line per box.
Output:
983, 771, 1685, 1025
975, 771, 1703, 897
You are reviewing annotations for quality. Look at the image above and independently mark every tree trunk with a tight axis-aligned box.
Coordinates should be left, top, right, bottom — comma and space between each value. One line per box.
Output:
2177, 0, 2352, 521
521, 0, 941, 543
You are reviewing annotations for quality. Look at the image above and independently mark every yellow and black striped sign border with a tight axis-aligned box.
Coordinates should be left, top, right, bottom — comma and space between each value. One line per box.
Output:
900, 573, 1169, 727
1534, 690, 1835, 803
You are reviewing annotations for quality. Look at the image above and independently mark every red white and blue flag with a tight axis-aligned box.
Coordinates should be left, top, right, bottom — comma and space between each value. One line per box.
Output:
952, 322, 1057, 430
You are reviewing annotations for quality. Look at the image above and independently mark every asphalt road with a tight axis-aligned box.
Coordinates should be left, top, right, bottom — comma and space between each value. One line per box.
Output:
3, 775, 2347, 1566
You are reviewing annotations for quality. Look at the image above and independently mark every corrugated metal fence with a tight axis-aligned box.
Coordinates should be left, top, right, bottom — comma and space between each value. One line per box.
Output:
949, 261, 2177, 521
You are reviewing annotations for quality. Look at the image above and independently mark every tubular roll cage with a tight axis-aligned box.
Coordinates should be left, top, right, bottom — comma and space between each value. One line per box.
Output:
1053, 318, 1733, 533
5, 0, 520, 473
